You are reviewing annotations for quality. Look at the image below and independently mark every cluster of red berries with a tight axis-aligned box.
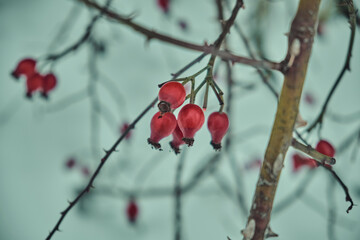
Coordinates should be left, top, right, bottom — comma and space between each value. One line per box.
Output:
11, 58, 57, 98
147, 81, 229, 153
292, 139, 335, 172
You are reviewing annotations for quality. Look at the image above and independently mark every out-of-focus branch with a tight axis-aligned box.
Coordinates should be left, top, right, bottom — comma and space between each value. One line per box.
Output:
44, 0, 112, 63
273, 170, 315, 214
77, 0, 282, 71
306, 0, 356, 133
243, 1, 321, 239
174, 151, 186, 240
223, 0, 279, 100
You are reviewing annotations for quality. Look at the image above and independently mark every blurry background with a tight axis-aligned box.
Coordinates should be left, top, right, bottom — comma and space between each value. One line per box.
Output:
0, 0, 360, 239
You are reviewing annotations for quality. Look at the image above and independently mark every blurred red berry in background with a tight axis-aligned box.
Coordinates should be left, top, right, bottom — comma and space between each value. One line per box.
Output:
11, 58, 37, 79
157, 0, 170, 13
126, 199, 139, 224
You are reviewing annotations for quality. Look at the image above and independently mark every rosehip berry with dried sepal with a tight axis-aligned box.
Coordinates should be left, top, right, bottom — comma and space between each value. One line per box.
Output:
207, 112, 229, 150
41, 73, 57, 98
177, 104, 205, 146
169, 123, 185, 154
11, 58, 37, 79
148, 111, 177, 149
158, 81, 186, 113
126, 198, 139, 224
26, 73, 43, 98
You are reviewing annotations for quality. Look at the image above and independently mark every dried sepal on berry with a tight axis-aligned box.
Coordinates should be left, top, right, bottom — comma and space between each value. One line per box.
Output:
177, 104, 205, 146
148, 111, 177, 150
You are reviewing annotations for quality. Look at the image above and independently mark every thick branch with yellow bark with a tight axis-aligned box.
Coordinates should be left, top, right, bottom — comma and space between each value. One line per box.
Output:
242, 1, 321, 239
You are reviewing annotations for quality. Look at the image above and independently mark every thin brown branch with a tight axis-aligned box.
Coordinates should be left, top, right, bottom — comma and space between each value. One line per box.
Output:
44, 0, 112, 62
77, 0, 281, 71
291, 138, 336, 165
174, 150, 186, 240
306, 0, 356, 133
322, 166, 355, 213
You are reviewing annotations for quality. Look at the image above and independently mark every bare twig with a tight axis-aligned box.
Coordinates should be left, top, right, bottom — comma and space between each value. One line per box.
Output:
321, 166, 355, 213
291, 138, 336, 165
78, 0, 281, 71
45, 0, 112, 62
306, 0, 357, 133
174, 150, 186, 240
326, 177, 337, 240
223, 0, 279, 99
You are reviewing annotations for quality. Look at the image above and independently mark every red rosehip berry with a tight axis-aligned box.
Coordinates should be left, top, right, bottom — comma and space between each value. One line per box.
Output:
292, 153, 317, 172
316, 140, 335, 157
177, 104, 205, 146
315, 139, 335, 169
169, 123, 185, 154
158, 82, 186, 113
157, 0, 170, 13
126, 199, 139, 224
26, 73, 43, 98
41, 73, 57, 98
11, 58, 37, 79
148, 111, 177, 149
207, 112, 229, 150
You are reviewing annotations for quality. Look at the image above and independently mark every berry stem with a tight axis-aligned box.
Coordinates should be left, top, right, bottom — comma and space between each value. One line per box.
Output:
202, 81, 210, 110
189, 78, 196, 104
